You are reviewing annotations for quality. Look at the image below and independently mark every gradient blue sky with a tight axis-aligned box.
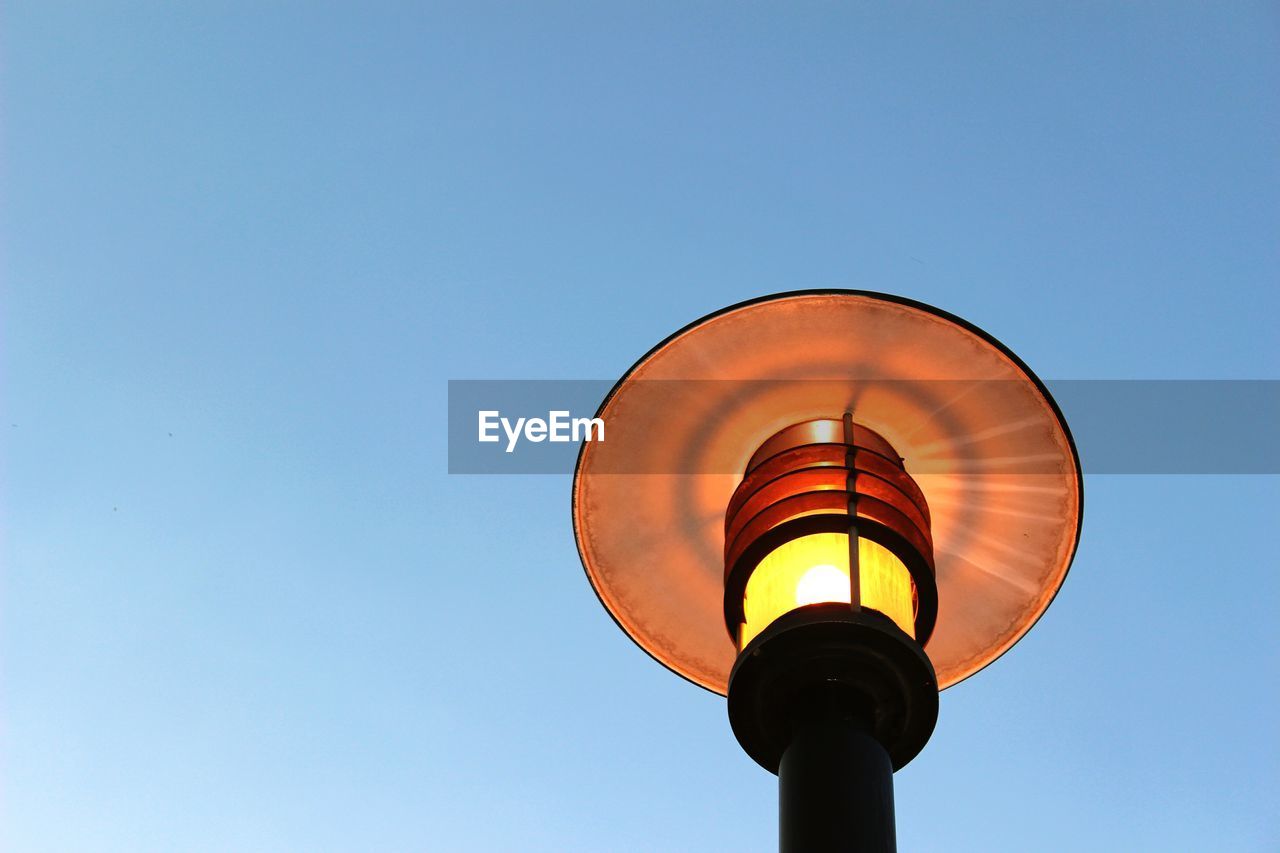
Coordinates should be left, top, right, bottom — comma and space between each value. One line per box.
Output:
4, 4, 1277, 851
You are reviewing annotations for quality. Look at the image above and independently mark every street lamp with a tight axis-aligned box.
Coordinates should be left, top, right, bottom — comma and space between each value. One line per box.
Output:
573, 291, 1082, 852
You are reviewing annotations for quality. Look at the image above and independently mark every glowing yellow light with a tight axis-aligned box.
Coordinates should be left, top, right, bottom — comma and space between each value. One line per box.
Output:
796, 564, 848, 607
739, 532, 916, 649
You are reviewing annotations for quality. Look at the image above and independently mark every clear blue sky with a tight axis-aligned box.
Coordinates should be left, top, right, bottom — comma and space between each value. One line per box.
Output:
4, 3, 1277, 851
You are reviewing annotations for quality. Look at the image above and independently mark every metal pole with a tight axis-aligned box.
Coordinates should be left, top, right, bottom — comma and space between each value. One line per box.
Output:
778, 710, 896, 853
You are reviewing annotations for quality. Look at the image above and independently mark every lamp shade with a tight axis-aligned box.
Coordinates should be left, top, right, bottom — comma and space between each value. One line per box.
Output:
572, 291, 1083, 693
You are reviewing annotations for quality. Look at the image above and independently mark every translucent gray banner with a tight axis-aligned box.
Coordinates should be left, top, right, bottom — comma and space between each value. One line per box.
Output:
447, 380, 1279, 474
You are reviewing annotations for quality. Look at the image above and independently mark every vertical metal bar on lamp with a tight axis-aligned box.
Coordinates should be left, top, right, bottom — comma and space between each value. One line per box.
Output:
843, 411, 861, 613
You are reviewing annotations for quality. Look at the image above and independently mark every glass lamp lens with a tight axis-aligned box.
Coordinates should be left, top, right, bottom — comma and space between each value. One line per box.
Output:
739, 532, 916, 649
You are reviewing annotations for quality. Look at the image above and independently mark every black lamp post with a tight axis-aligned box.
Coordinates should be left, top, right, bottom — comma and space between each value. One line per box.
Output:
573, 291, 1082, 852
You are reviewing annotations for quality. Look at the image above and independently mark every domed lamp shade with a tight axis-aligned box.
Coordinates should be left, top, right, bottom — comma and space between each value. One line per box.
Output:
574, 291, 1081, 695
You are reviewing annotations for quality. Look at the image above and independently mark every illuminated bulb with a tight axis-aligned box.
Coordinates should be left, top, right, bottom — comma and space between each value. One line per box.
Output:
795, 564, 848, 607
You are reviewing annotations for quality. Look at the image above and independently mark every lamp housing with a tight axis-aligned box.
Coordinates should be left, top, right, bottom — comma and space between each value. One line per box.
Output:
724, 415, 940, 772
723, 415, 937, 651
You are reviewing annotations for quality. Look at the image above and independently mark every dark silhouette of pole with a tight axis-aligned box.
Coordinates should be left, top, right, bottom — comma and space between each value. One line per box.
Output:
778, 708, 896, 853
